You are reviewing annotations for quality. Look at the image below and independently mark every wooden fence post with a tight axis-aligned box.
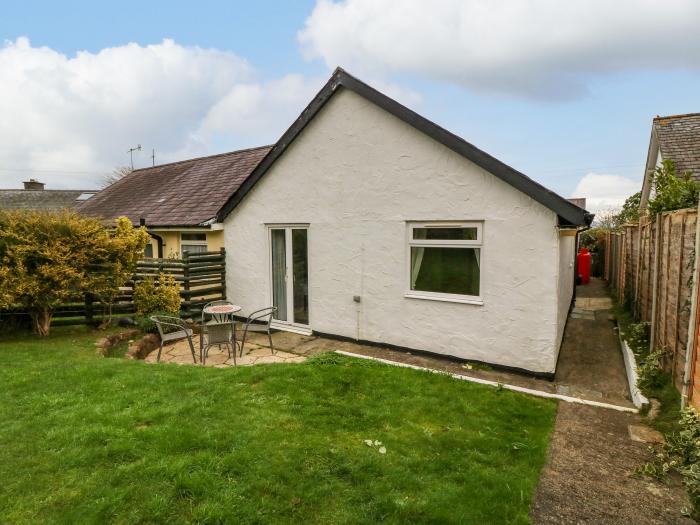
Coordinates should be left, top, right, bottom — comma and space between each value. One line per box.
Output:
672, 214, 687, 384
649, 214, 663, 354
183, 251, 190, 296
683, 204, 700, 408
635, 222, 643, 316
85, 294, 94, 326
220, 247, 227, 300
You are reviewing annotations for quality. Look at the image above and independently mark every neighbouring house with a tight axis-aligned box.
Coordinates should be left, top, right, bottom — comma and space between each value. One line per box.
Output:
213, 68, 592, 376
640, 113, 700, 209
0, 179, 96, 211
78, 146, 271, 258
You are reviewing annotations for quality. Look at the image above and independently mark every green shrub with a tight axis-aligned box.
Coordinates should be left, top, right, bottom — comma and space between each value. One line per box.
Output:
134, 310, 177, 333
133, 273, 181, 316
626, 321, 651, 356
637, 348, 667, 391
638, 408, 700, 520
0, 211, 148, 336
648, 159, 700, 217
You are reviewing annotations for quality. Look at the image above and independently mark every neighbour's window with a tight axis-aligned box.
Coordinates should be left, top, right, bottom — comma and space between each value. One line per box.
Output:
144, 243, 154, 258
181, 232, 208, 254
408, 222, 482, 300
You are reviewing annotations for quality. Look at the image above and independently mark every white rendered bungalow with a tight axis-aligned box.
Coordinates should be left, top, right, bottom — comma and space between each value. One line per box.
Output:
217, 68, 593, 377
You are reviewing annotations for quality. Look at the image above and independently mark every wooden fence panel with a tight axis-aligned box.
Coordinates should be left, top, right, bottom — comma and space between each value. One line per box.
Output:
602, 209, 698, 393
640, 219, 654, 321
0, 248, 227, 326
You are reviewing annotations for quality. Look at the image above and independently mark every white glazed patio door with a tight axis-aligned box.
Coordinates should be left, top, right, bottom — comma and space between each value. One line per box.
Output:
269, 226, 309, 328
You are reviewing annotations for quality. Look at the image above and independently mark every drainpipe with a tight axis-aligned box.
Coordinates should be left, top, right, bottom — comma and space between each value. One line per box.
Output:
140, 217, 164, 259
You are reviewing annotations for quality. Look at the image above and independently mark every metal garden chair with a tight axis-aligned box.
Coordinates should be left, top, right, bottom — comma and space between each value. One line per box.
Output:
238, 307, 277, 357
200, 300, 239, 365
150, 315, 197, 364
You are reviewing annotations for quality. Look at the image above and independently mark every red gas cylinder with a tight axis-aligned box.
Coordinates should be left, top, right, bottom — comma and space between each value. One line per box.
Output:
578, 248, 591, 285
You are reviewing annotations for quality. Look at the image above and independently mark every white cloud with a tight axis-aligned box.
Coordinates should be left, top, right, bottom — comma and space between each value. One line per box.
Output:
572, 173, 641, 215
299, 0, 700, 98
0, 38, 319, 189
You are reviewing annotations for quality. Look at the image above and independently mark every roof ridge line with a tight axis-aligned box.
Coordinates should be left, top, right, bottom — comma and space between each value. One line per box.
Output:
654, 112, 700, 121
132, 144, 273, 173
0, 188, 96, 192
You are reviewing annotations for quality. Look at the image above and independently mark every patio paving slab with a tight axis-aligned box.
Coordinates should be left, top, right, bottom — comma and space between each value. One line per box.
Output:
144, 339, 306, 367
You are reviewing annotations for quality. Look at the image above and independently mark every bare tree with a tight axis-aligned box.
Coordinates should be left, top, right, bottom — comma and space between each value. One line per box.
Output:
102, 166, 133, 188
593, 209, 618, 229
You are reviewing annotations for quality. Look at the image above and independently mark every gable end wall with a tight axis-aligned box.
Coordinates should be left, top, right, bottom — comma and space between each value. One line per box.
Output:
224, 89, 562, 373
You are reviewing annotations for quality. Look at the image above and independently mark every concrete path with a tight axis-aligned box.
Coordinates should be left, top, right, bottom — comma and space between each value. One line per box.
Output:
555, 278, 633, 407
531, 402, 693, 525
531, 278, 693, 524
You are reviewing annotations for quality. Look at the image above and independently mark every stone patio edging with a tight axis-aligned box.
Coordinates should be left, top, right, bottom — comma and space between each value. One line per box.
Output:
335, 350, 639, 413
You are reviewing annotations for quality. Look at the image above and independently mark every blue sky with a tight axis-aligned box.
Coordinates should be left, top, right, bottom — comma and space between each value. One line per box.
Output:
1, 0, 699, 212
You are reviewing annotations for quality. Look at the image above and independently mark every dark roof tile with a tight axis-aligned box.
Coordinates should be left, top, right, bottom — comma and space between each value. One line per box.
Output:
0, 190, 96, 211
78, 145, 271, 226
654, 113, 700, 177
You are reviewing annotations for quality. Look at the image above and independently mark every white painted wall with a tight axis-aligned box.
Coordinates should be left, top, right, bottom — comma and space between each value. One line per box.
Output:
555, 234, 576, 356
224, 89, 564, 373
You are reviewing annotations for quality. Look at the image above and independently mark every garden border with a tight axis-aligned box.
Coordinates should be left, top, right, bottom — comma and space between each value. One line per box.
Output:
335, 350, 639, 413
618, 333, 651, 409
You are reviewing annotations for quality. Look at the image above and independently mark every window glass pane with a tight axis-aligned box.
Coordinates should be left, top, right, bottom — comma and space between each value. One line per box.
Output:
292, 229, 309, 325
181, 233, 207, 241
144, 243, 153, 258
411, 247, 480, 296
181, 244, 208, 254
413, 227, 478, 241
271, 229, 287, 321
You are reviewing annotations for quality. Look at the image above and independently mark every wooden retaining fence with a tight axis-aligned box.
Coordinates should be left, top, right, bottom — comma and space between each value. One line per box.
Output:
0, 248, 226, 326
603, 208, 700, 408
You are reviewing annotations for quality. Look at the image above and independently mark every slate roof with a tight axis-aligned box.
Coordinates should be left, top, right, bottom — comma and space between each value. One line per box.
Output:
654, 113, 700, 177
0, 189, 96, 211
79, 145, 272, 227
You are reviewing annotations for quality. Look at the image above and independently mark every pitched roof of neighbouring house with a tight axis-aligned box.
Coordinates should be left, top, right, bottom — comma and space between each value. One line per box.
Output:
653, 113, 700, 176
79, 145, 272, 227
0, 189, 96, 211
216, 68, 593, 227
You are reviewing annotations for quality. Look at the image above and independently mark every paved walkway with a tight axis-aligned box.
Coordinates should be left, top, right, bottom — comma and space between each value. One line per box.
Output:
531, 278, 692, 524
555, 278, 632, 407
144, 331, 313, 367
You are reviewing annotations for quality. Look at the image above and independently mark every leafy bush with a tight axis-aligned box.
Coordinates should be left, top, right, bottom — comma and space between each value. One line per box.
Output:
638, 408, 700, 520
625, 321, 651, 356
133, 273, 181, 316
648, 160, 700, 217
0, 211, 148, 336
637, 348, 667, 391
134, 310, 178, 333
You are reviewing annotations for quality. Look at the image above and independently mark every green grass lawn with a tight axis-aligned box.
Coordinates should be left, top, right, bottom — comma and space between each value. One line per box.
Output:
0, 327, 556, 524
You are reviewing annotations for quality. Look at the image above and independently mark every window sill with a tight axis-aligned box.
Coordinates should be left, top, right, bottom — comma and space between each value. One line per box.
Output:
404, 293, 484, 306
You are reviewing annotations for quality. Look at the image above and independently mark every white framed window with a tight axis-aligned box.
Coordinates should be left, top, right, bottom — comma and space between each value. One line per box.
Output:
181, 232, 208, 254
406, 222, 483, 304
